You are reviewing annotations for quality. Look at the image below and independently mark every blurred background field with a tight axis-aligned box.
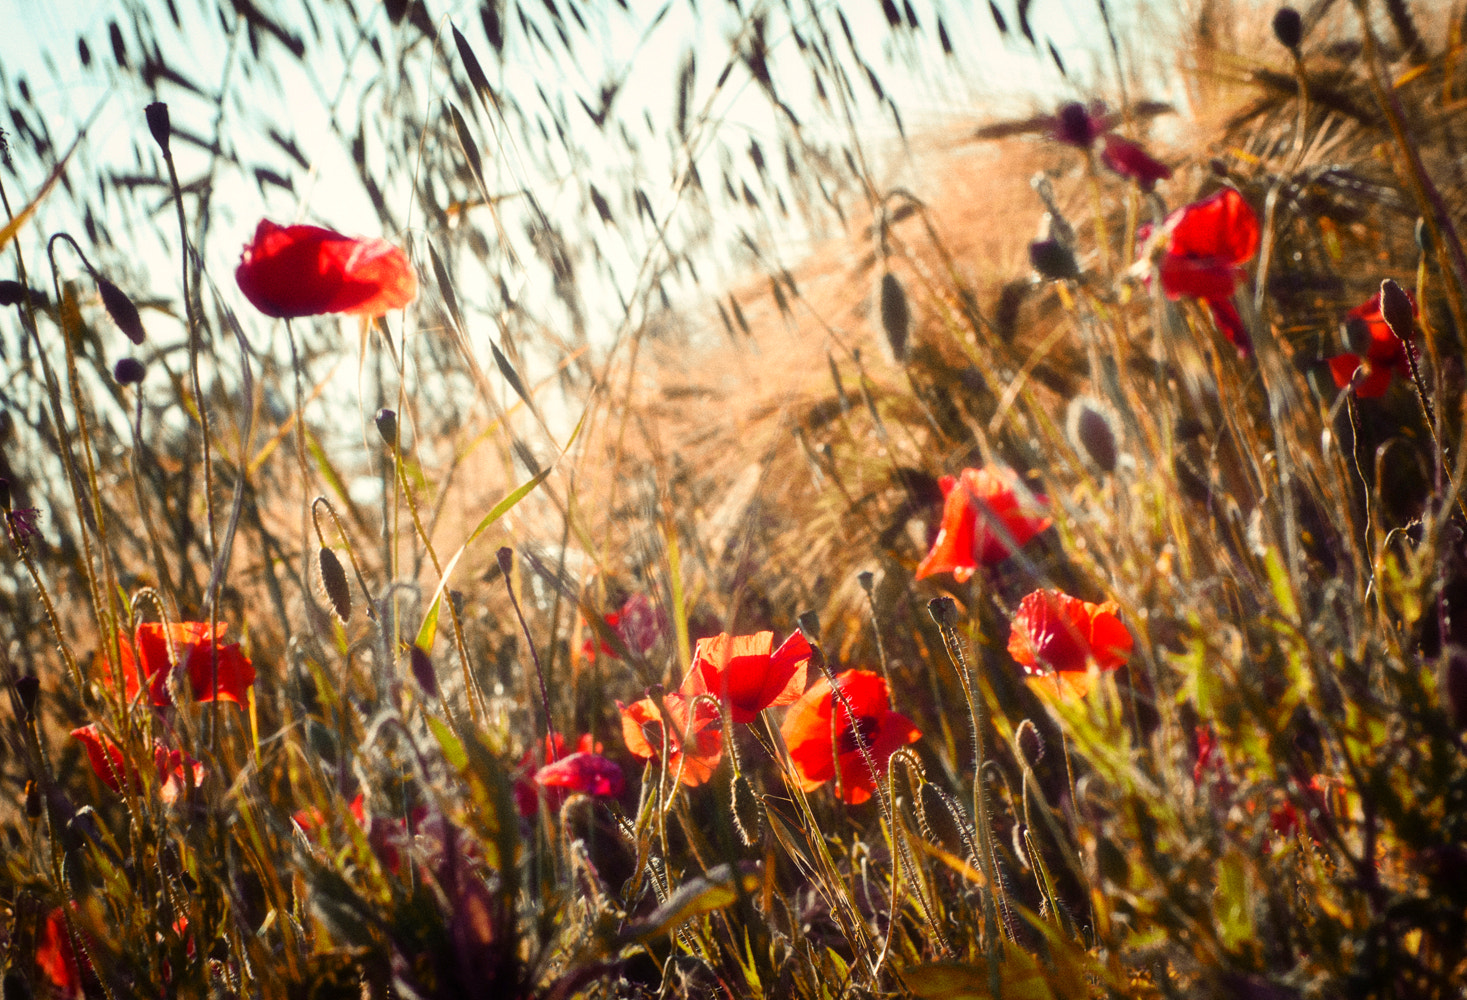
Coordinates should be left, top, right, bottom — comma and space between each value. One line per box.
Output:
3, 0, 1467, 997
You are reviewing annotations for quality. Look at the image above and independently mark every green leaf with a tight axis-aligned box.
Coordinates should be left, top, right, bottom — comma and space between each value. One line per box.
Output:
621, 863, 761, 945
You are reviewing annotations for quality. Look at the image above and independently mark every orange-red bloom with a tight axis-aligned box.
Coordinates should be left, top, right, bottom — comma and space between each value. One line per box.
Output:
71, 724, 204, 802
617, 693, 723, 787
781, 669, 921, 805
235, 220, 417, 319
679, 630, 811, 723
107, 621, 255, 707
915, 466, 1051, 582
1007, 589, 1134, 698
1141, 188, 1259, 353
1327, 291, 1418, 398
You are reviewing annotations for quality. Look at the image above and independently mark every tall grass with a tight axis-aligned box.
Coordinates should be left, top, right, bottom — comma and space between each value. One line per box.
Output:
2, 0, 1466, 997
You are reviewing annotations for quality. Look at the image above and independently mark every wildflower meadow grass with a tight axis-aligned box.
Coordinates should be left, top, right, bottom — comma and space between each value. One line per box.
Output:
2, 0, 1467, 997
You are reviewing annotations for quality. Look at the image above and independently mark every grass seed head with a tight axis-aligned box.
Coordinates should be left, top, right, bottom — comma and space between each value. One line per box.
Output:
878, 271, 911, 363
318, 546, 352, 623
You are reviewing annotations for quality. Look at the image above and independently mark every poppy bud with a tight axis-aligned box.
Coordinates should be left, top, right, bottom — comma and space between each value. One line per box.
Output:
1067, 396, 1118, 472
145, 101, 171, 155
374, 407, 398, 447
113, 357, 146, 385
14, 674, 39, 720
24, 780, 41, 819
1029, 238, 1079, 281
97, 278, 146, 344
1015, 718, 1045, 766
318, 547, 352, 623
1272, 7, 1303, 51
1379, 278, 1415, 343
0, 280, 24, 306
927, 596, 960, 628
877, 271, 910, 363
496, 546, 514, 577
730, 772, 764, 846
857, 570, 875, 595
1441, 647, 1467, 731
1054, 101, 1099, 148
796, 610, 822, 643
409, 643, 438, 698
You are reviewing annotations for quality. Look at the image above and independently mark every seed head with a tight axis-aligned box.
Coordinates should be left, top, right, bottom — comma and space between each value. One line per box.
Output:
927, 596, 959, 628
318, 547, 352, 623
877, 271, 910, 363
145, 101, 171, 156
97, 278, 146, 344
1067, 396, 1119, 472
1015, 718, 1045, 767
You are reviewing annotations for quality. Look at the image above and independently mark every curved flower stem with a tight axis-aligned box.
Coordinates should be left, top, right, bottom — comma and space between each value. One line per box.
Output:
309, 497, 379, 624
498, 547, 557, 754
927, 597, 1013, 943
387, 434, 483, 725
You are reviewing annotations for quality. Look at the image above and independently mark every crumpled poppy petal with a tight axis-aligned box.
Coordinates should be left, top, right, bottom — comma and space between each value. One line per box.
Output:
535, 752, 626, 798
1101, 134, 1171, 187
236, 220, 416, 319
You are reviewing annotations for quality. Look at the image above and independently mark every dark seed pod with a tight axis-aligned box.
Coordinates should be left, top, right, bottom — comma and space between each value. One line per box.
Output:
1379, 278, 1415, 342
1272, 7, 1303, 51
1030, 238, 1080, 281
375, 408, 398, 447
878, 271, 910, 363
927, 596, 959, 628
410, 643, 438, 698
14, 674, 39, 720
24, 780, 41, 819
0, 280, 24, 306
97, 278, 146, 344
1067, 396, 1118, 472
113, 357, 146, 385
144, 101, 171, 155
318, 547, 352, 623
1015, 718, 1045, 767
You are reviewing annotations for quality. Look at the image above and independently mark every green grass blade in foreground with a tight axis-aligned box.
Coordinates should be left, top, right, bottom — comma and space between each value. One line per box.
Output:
415, 411, 586, 652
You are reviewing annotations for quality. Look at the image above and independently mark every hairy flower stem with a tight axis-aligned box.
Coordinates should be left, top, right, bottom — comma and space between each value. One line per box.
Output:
928, 597, 1012, 942
158, 127, 223, 745
498, 547, 558, 758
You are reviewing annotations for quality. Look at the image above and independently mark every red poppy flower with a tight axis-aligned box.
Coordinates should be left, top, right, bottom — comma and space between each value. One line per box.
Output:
915, 466, 1052, 582
513, 732, 601, 817
36, 906, 83, 997
679, 630, 811, 723
781, 669, 920, 805
1101, 134, 1172, 188
1007, 589, 1134, 698
235, 219, 417, 319
535, 751, 626, 798
107, 622, 255, 708
617, 693, 723, 787
71, 724, 204, 801
1327, 291, 1418, 398
1152, 188, 1260, 301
